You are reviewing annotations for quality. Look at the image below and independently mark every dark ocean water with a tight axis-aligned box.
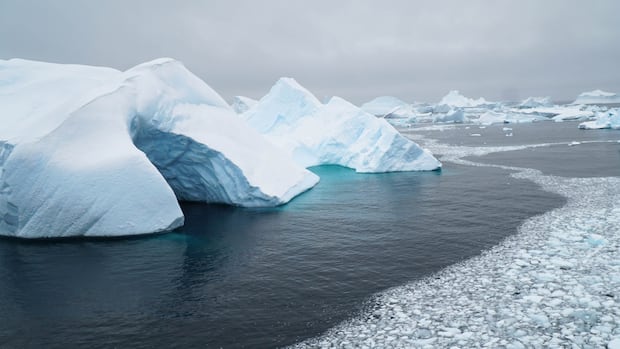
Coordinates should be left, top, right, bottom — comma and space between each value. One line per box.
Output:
4, 122, 613, 348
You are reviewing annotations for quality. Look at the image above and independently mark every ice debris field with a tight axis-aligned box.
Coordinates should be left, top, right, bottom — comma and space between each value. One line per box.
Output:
294, 140, 620, 349
0, 58, 438, 238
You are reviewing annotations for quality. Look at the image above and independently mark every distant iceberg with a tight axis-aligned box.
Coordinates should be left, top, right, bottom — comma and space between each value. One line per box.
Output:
0, 59, 318, 238
241, 78, 441, 172
574, 89, 620, 105
579, 109, 620, 129
438, 90, 491, 108
232, 95, 258, 114
518, 96, 553, 108
360, 96, 414, 119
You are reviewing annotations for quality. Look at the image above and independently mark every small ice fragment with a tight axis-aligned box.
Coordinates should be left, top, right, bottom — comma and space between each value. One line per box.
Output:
506, 133, 513, 137
470, 133, 482, 137
568, 141, 581, 146
502, 127, 513, 131
479, 126, 486, 129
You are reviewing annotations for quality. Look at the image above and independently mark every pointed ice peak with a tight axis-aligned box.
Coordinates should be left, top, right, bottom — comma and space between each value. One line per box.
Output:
439, 90, 488, 107
361, 96, 411, 116
268, 77, 322, 106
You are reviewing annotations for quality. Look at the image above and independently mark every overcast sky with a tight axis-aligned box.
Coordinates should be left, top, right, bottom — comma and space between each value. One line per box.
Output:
1, 0, 619, 104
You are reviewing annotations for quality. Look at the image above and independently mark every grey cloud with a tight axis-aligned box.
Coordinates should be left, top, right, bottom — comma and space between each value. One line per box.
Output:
1, 0, 619, 104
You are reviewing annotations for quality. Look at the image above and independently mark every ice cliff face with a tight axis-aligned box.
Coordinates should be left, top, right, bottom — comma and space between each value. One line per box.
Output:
0, 59, 318, 238
241, 78, 441, 172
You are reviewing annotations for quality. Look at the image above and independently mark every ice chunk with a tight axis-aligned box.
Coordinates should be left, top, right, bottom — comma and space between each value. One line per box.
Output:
433, 108, 467, 123
578, 109, 620, 130
242, 78, 441, 172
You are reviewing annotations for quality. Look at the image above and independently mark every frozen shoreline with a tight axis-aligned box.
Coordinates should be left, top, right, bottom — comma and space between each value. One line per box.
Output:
293, 141, 620, 348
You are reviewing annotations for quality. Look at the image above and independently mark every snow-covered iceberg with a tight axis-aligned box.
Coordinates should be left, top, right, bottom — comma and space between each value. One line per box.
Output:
518, 96, 553, 108
0, 59, 318, 238
574, 89, 620, 105
438, 90, 491, 108
579, 109, 620, 129
241, 78, 441, 172
360, 96, 414, 119
231, 95, 258, 114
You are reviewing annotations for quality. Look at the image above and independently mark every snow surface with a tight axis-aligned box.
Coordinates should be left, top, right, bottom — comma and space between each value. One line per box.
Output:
579, 109, 620, 130
294, 139, 620, 349
574, 89, 620, 105
0, 59, 318, 238
241, 78, 441, 172
231, 95, 258, 114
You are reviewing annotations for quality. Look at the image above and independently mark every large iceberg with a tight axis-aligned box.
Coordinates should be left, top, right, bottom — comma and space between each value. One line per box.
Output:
573, 89, 620, 105
241, 78, 441, 172
0, 59, 318, 238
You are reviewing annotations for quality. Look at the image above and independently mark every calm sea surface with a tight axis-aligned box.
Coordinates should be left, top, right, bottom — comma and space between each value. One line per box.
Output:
3, 121, 616, 348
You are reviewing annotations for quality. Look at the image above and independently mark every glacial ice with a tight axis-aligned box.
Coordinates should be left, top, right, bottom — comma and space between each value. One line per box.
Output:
574, 89, 620, 105
360, 96, 414, 119
231, 95, 258, 114
579, 108, 620, 130
438, 90, 491, 108
241, 78, 441, 172
0, 59, 318, 238
518, 96, 553, 108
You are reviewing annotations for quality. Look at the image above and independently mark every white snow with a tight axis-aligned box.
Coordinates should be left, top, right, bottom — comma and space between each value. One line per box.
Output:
241, 78, 441, 172
574, 89, 620, 105
293, 139, 620, 349
0, 59, 318, 238
439, 90, 490, 108
579, 109, 620, 130
231, 95, 258, 114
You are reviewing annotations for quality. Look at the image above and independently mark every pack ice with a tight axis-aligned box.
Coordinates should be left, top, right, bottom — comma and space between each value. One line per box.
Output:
0, 59, 318, 238
241, 78, 441, 172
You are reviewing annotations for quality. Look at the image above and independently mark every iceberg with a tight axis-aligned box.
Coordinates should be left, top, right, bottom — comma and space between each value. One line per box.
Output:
231, 95, 258, 114
518, 96, 553, 108
433, 108, 468, 123
578, 109, 620, 129
574, 89, 620, 105
438, 90, 490, 108
360, 96, 414, 119
241, 78, 441, 172
0, 59, 318, 238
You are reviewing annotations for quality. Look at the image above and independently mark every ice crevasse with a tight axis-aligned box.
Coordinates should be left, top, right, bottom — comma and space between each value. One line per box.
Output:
0, 58, 319, 238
